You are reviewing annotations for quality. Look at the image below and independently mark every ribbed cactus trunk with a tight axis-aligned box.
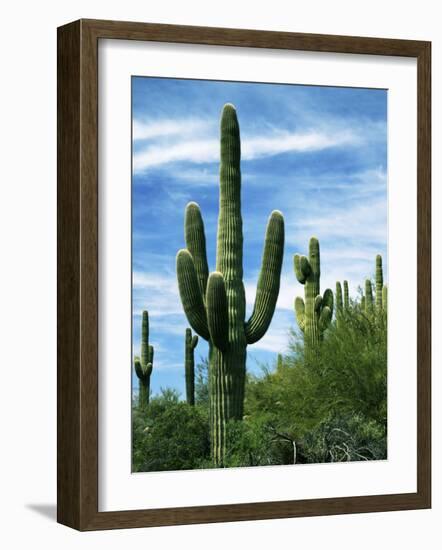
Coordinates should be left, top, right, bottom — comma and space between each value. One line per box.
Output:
134, 310, 154, 409
177, 104, 285, 466
185, 328, 198, 406
294, 238, 333, 349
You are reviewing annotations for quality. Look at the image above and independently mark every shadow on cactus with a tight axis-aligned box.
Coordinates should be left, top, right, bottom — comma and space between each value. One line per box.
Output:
176, 104, 285, 466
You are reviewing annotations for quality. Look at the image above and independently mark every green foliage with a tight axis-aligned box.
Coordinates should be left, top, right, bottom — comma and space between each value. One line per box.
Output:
176, 104, 285, 466
245, 301, 387, 464
195, 358, 209, 407
132, 389, 210, 472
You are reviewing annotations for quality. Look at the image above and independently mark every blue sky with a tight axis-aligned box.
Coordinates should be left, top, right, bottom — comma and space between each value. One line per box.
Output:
131, 77, 387, 398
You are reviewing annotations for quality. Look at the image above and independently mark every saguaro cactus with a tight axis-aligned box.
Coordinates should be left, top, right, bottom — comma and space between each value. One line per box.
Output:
336, 282, 343, 314
375, 254, 383, 312
185, 328, 198, 406
343, 280, 349, 310
364, 279, 374, 314
134, 310, 154, 408
294, 237, 333, 348
382, 285, 388, 313
176, 104, 285, 466
363, 255, 387, 315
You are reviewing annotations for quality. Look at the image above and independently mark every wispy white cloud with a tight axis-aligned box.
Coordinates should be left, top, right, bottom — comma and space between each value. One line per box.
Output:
132, 116, 360, 174
132, 271, 182, 317
133, 118, 211, 141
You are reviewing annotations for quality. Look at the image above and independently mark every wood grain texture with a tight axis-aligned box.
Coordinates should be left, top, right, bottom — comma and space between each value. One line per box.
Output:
57, 19, 431, 531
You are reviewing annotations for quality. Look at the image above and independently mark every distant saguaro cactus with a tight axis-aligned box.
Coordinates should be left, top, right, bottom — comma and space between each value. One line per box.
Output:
375, 255, 383, 312
176, 104, 285, 466
336, 282, 343, 313
134, 310, 154, 408
185, 328, 198, 406
364, 279, 374, 314
363, 254, 387, 316
294, 237, 333, 348
343, 280, 349, 310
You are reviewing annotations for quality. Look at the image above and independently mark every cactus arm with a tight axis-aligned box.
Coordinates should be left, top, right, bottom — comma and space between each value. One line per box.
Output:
144, 363, 153, 377
176, 249, 210, 340
148, 345, 154, 365
319, 306, 332, 331
314, 295, 323, 312
134, 356, 144, 380
294, 296, 306, 332
294, 254, 310, 284
191, 335, 199, 349
336, 282, 343, 313
206, 272, 229, 350
245, 210, 285, 344
185, 202, 209, 300
361, 295, 366, 310
343, 280, 349, 310
322, 288, 334, 315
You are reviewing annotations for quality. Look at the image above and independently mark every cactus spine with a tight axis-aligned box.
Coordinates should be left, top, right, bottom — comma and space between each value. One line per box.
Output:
294, 237, 333, 348
176, 104, 285, 466
185, 328, 198, 405
134, 310, 154, 408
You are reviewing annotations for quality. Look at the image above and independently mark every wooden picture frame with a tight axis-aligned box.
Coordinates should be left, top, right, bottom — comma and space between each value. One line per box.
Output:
57, 18, 431, 531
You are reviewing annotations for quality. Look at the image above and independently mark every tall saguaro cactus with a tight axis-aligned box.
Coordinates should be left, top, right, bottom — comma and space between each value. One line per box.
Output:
294, 237, 333, 348
176, 104, 285, 466
185, 328, 198, 406
134, 310, 154, 408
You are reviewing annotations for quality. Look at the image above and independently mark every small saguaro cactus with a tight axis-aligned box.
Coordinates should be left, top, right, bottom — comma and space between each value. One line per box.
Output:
364, 279, 374, 314
363, 254, 387, 316
336, 281, 343, 313
134, 310, 154, 408
382, 284, 388, 314
294, 237, 333, 349
176, 104, 285, 466
375, 254, 383, 312
343, 280, 349, 310
185, 328, 199, 406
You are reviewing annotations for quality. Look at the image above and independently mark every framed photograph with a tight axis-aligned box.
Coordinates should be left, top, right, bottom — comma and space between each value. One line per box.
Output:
57, 19, 431, 530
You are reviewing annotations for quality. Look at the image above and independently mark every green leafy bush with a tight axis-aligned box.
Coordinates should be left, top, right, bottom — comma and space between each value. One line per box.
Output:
132, 389, 210, 472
